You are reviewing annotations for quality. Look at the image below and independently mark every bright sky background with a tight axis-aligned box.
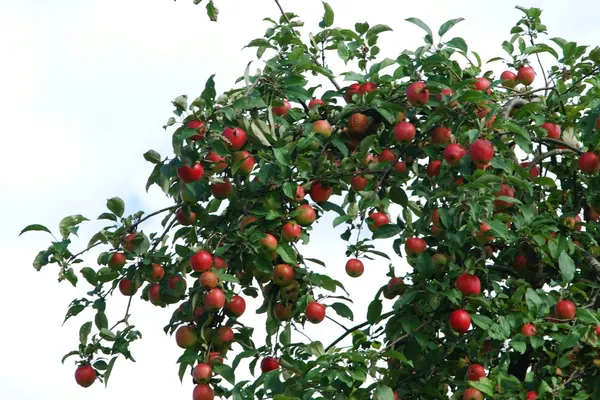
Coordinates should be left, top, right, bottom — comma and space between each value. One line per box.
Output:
1, 0, 599, 399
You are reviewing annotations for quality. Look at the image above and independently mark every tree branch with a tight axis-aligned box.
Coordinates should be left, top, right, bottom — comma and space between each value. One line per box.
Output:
325, 310, 395, 352
528, 148, 574, 168
531, 137, 583, 154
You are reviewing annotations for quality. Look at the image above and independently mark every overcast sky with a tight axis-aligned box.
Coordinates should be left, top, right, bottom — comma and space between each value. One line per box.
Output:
1, 0, 599, 399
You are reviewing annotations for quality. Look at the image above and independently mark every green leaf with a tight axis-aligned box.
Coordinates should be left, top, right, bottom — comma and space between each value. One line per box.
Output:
319, 1, 334, 28
366, 24, 392, 40
558, 332, 580, 354
79, 321, 92, 345
95, 311, 108, 330
61, 351, 80, 364
80, 267, 98, 286
446, 37, 468, 52
372, 224, 401, 239
524, 43, 559, 59
273, 146, 292, 166
276, 243, 297, 264
143, 150, 161, 164
438, 18, 464, 37
106, 197, 125, 218
469, 377, 495, 397
282, 182, 297, 200
213, 363, 236, 384
97, 213, 117, 222
510, 340, 527, 354
103, 357, 118, 387
558, 251, 575, 283
470, 314, 494, 330
263, 369, 283, 394
309, 341, 326, 356
405, 17, 432, 38
367, 299, 382, 324
100, 328, 116, 341
19, 224, 53, 237
233, 97, 267, 109
375, 383, 395, 400
389, 186, 408, 207
205, 0, 218, 21
525, 288, 544, 319
330, 302, 354, 321
59, 215, 88, 239
97, 267, 119, 283
333, 214, 351, 227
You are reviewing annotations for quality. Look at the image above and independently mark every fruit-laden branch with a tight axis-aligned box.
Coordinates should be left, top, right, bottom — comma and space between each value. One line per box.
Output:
531, 137, 583, 154
325, 311, 396, 352
527, 148, 573, 169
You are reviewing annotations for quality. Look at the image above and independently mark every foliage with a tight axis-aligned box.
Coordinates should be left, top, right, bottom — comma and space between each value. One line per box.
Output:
21, 2, 600, 399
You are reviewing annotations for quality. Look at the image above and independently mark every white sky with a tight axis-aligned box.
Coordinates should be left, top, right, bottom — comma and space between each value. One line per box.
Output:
1, 0, 599, 399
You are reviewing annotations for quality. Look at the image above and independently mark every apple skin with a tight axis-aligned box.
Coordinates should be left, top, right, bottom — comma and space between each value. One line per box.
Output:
379, 149, 396, 163
205, 152, 227, 172
306, 301, 326, 323
223, 127, 247, 150
187, 120, 206, 141
436, 88, 457, 106
260, 233, 278, 252
260, 357, 280, 373
119, 279, 138, 296
394, 161, 408, 174
345, 83, 361, 102
351, 175, 368, 192
394, 121, 416, 142
521, 323, 537, 336
345, 258, 365, 277
192, 384, 215, 400
462, 388, 483, 400
521, 162, 540, 178
443, 144, 467, 166
109, 252, 127, 269
176, 208, 197, 225
517, 66, 536, 85
204, 288, 226, 310
368, 212, 390, 232
313, 120, 333, 137
500, 70, 517, 87
191, 251, 213, 272
513, 255, 528, 271
348, 113, 370, 135
494, 183, 515, 210
308, 98, 325, 109
455, 274, 481, 296
466, 364, 486, 381
405, 237, 427, 257
309, 182, 333, 203
149, 284, 161, 305
200, 271, 218, 290
211, 179, 233, 200
449, 309, 471, 333
193, 363, 212, 383
150, 263, 165, 282
526, 391, 538, 400
226, 295, 246, 317
468, 139, 494, 166
272, 264, 294, 286
281, 222, 302, 242
295, 186, 305, 202
274, 303, 293, 321
358, 82, 378, 94
555, 299, 576, 319
75, 365, 97, 388
177, 163, 205, 183
541, 122, 561, 139
431, 126, 452, 144
426, 160, 442, 178
406, 81, 430, 106
475, 222, 495, 243
474, 77, 491, 92
175, 325, 197, 348
295, 204, 317, 226
383, 277, 406, 299
578, 152, 600, 174
272, 99, 292, 116
232, 151, 255, 176
216, 326, 234, 344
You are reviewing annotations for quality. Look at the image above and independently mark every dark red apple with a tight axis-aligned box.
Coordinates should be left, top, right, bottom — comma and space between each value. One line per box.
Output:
75, 365, 96, 388
193, 384, 214, 400
211, 179, 233, 199
394, 121, 416, 142
431, 126, 452, 144
455, 274, 481, 296
406, 82, 429, 106
260, 357, 280, 373
119, 279, 138, 296
405, 237, 427, 257
555, 299, 576, 319
177, 163, 204, 183
222, 127, 247, 150
494, 183, 515, 210
345, 258, 364, 277
449, 310, 471, 333
426, 160, 442, 178
351, 175, 368, 192
306, 301, 326, 323
578, 152, 600, 174
443, 144, 466, 166
359, 82, 378, 94
468, 139, 494, 167
175, 325, 197, 348
226, 295, 246, 317
517, 66, 536, 85
309, 182, 333, 203
191, 251, 213, 272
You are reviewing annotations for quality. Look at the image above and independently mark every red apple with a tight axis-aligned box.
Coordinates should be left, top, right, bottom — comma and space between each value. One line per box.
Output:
431, 126, 452, 144
521, 323, 537, 336
260, 233, 278, 252
226, 295, 246, 317
436, 88, 457, 106
123, 233, 137, 251
578, 152, 600, 174
216, 326, 234, 343
494, 183, 515, 210
406, 82, 429, 106
526, 391, 538, 400
191, 251, 213, 272
313, 120, 333, 137
75, 365, 96, 388
188, 120, 206, 141
455, 274, 481, 296
475, 222, 495, 243
232, 151, 255, 176
345, 258, 364, 278
109, 252, 127, 269
149, 284, 161, 305
555, 299, 576, 319
541, 122, 561, 139
369, 212, 390, 232
211, 179, 233, 199
274, 303, 293, 321
204, 288, 226, 310
468, 139, 494, 166
295, 204, 317, 226
463, 388, 483, 400
309, 182, 333, 203
306, 302, 326, 323
272, 264, 294, 286
405, 237, 427, 257
517, 66, 536, 85
177, 163, 204, 183
192, 363, 212, 383
513, 255, 528, 271
308, 98, 325, 109
500, 70, 517, 88
272, 99, 291, 116
119, 279, 137, 296
168, 275, 187, 295
521, 162, 540, 178
175, 325, 197, 348
193, 384, 215, 400
351, 175, 368, 192
359, 82, 378, 94
150, 263, 164, 282
281, 222, 301, 242
379, 149, 397, 163
394, 161, 408, 174
260, 357, 280, 373
295, 186, 305, 202
449, 310, 471, 333
394, 121, 416, 142
223, 127, 247, 150
383, 277, 406, 299
207, 352, 224, 366
466, 364, 486, 381
200, 271, 218, 290
426, 160, 442, 178
345, 83, 361, 102
443, 143, 467, 166
176, 207, 197, 226
205, 152, 227, 172
474, 77, 491, 92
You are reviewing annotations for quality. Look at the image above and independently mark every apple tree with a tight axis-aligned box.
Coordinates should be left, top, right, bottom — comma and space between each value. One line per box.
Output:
20, 2, 600, 399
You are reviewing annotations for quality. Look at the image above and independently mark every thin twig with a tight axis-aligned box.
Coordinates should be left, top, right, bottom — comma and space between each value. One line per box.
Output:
325, 315, 349, 331
325, 310, 395, 352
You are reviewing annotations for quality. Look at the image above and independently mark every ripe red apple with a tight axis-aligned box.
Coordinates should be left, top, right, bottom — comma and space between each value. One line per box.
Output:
596, 326, 600, 335
260, 233, 278, 252
232, 151, 255, 176
455, 274, 481, 296
192, 363, 212, 383
555, 299, 576, 319
364, 154, 379, 166
187, 120, 206, 141
426, 160, 442, 178
274, 303, 293, 321
345, 83, 361, 102
468, 139, 494, 166
521, 323, 537, 336
466, 364, 486, 381
431, 126, 452, 144
513, 255, 528, 271
436, 88, 457, 106
272, 264, 294, 286
475, 222, 495, 243
443, 143, 467, 166
383, 277, 406, 299
260, 357, 280, 373
191, 251, 213, 272
200, 271, 218, 290
281, 222, 302, 242
123, 233, 137, 251
351, 175, 368, 192
75, 365, 96, 388
345, 258, 364, 278
517, 66, 536, 85
406, 82, 429, 106
526, 391, 538, 400
308, 98, 325, 109
500, 70, 518, 88
207, 352, 224, 365
149, 284, 161, 305
295, 204, 317, 226
175, 325, 197, 348
379, 149, 396, 163
205, 152, 227, 172
295, 186, 305, 202
212, 257, 226, 270
216, 326, 234, 344
394, 161, 408, 174
204, 288, 226, 310
223, 127, 247, 150
541, 122, 561, 139
368, 212, 390, 232
306, 302, 326, 323
358, 82, 378, 94
272, 99, 291, 116
394, 121, 416, 142
313, 120, 333, 137
109, 252, 127, 269
211, 179, 233, 200
176, 207, 197, 226
226, 295, 246, 317
520, 162, 540, 178
474, 77, 491, 92
463, 388, 483, 400
119, 279, 137, 296
348, 113, 370, 135
192, 384, 214, 400
177, 163, 204, 183
449, 310, 471, 333
309, 182, 333, 203
405, 237, 427, 257
494, 183, 515, 210
578, 152, 600, 174
150, 263, 164, 282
